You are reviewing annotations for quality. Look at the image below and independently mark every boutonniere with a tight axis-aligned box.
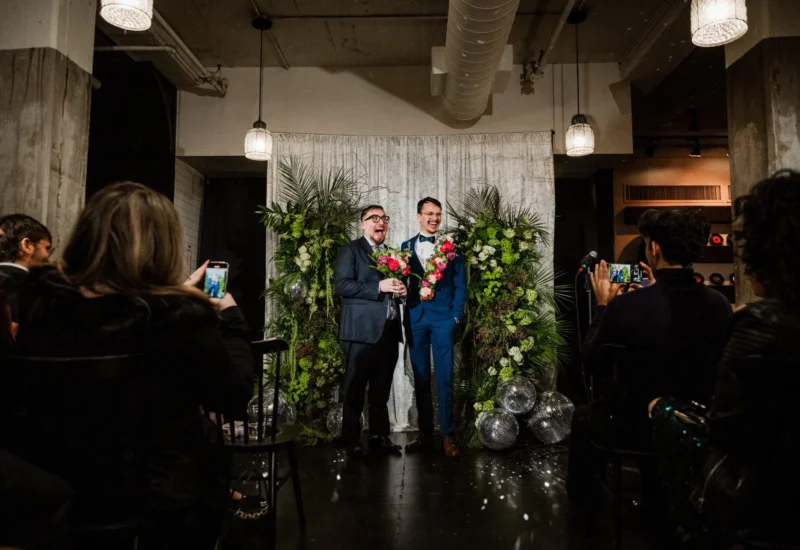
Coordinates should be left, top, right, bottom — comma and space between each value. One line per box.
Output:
420, 235, 456, 301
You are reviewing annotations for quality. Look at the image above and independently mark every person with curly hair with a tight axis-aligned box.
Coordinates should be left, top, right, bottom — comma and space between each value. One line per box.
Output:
567, 207, 732, 511
649, 170, 800, 547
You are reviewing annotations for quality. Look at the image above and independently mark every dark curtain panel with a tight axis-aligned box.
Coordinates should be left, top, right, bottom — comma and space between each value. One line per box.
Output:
553, 177, 600, 406
87, 31, 177, 201
199, 178, 267, 341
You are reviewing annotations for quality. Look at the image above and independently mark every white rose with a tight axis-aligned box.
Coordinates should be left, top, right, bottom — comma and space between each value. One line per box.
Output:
490, 259, 497, 268
469, 256, 479, 265
488, 367, 497, 376
503, 229, 516, 239
298, 245, 307, 254
478, 252, 488, 261
519, 242, 530, 251
499, 358, 509, 367
473, 242, 483, 252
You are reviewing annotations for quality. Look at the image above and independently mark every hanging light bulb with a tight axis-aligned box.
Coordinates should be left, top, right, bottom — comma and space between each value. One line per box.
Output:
565, 13, 594, 157
691, 0, 748, 47
566, 115, 595, 157
244, 17, 273, 162
99, 0, 153, 32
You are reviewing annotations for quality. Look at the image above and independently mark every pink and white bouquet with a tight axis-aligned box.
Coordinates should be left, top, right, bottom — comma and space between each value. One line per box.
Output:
420, 235, 457, 301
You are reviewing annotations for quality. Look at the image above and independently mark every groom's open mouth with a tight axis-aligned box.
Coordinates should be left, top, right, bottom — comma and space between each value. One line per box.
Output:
374, 227, 386, 237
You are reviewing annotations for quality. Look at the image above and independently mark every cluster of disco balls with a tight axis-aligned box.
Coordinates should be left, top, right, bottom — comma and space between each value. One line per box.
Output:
477, 375, 575, 451
325, 403, 366, 438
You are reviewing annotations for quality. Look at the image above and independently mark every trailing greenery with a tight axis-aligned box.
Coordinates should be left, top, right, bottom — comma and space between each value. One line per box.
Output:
257, 158, 366, 441
448, 186, 569, 447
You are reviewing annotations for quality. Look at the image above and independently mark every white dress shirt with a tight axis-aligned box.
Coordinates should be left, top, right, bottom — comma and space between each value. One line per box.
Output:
415, 234, 436, 263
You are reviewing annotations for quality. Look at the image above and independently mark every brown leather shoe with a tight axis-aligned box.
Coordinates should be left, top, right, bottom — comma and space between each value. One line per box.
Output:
442, 436, 461, 457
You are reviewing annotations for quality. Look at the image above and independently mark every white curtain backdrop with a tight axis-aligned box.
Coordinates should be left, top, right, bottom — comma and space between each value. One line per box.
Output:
266, 132, 555, 431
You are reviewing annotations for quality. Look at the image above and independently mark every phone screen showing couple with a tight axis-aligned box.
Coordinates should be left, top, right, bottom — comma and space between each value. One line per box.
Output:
204, 264, 228, 299
608, 263, 643, 284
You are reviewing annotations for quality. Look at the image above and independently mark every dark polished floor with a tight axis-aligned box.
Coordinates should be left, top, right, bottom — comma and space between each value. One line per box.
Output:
227, 432, 660, 550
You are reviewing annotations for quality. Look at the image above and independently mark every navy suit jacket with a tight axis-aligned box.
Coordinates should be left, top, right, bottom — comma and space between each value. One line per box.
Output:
401, 234, 467, 326
334, 236, 403, 345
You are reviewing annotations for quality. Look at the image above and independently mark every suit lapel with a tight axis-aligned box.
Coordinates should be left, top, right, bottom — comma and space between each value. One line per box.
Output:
359, 236, 375, 257
409, 234, 424, 273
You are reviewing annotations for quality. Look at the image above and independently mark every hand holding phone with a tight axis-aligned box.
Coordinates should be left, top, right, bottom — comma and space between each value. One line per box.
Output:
607, 263, 643, 284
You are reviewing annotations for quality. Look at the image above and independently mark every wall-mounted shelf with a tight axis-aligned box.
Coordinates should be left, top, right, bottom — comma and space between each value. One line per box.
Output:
622, 206, 732, 226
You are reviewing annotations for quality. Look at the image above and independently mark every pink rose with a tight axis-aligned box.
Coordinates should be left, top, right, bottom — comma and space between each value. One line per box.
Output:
420, 287, 433, 300
434, 271, 444, 280
421, 280, 430, 287
436, 260, 447, 270
427, 274, 438, 284
378, 256, 389, 265
402, 266, 410, 276
446, 252, 456, 261
387, 258, 400, 271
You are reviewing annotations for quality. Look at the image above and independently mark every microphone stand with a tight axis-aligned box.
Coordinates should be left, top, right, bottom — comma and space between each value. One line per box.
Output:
583, 270, 595, 401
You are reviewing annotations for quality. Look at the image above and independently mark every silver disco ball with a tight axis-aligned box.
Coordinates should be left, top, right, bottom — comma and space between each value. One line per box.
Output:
495, 375, 537, 415
285, 278, 308, 302
326, 404, 365, 438
532, 364, 557, 391
525, 391, 574, 444
478, 409, 519, 451
247, 389, 296, 433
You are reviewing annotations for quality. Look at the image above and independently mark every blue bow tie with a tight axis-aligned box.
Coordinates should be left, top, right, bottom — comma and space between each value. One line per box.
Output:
419, 235, 436, 244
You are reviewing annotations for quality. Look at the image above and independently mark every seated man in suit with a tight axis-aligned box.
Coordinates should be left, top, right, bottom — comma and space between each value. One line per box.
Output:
334, 205, 406, 458
567, 208, 732, 507
0, 214, 52, 319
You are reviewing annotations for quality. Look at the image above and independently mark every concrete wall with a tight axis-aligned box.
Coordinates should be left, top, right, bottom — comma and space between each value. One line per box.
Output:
613, 157, 733, 282
174, 158, 204, 277
176, 63, 632, 157
0, 0, 97, 74
724, 0, 800, 68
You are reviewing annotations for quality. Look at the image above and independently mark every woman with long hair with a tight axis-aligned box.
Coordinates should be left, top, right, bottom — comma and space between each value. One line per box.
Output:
11, 182, 254, 548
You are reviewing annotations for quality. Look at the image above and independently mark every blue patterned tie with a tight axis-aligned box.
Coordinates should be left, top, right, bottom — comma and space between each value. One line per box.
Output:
419, 235, 436, 244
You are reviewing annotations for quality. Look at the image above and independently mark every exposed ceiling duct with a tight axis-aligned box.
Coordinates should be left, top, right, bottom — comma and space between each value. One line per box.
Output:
442, 0, 520, 120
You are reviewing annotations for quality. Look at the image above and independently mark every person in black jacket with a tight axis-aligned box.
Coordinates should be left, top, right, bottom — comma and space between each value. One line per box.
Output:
650, 170, 800, 547
333, 205, 406, 458
567, 208, 732, 507
0, 214, 52, 320
7, 182, 254, 549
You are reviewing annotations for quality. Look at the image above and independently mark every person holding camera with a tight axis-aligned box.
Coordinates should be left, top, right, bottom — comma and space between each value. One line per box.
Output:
567, 208, 732, 510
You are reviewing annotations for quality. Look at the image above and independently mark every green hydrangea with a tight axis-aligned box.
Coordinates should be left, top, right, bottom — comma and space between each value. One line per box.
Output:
499, 366, 515, 381
482, 399, 495, 411
525, 289, 538, 303
486, 226, 498, 240
500, 239, 513, 253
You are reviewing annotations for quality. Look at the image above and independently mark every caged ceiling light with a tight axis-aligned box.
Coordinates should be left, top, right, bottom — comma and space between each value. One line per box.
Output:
691, 0, 749, 48
99, 0, 154, 32
244, 17, 273, 162
565, 12, 594, 157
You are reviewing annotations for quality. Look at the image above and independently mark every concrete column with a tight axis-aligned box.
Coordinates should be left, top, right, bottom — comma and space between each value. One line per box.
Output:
727, 36, 800, 305
0, 0, 96, 254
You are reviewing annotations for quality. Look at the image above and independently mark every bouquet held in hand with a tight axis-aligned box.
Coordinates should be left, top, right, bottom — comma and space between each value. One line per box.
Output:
372, 248, 413, 297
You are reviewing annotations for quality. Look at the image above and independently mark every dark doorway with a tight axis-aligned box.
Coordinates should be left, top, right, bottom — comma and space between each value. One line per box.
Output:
199, 177, 267, 340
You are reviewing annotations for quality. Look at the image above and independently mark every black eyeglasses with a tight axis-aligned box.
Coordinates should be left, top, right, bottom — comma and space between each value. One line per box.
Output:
363, 215, 390, 223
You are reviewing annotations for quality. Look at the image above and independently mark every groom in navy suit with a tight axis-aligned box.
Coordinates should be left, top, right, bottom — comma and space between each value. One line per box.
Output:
401, 198, 467, 457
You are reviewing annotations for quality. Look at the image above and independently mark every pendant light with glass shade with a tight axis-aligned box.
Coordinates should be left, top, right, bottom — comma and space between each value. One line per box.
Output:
99, 0, 153, 31
244, 17, 273, 162
691, 0, 748, 47
565, 11, 594, 158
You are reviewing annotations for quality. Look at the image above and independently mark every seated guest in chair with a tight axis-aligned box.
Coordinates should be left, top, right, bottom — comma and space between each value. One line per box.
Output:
334, 205, 406, 458
11, 182, 254, 549
649, 171, 800, 548
0, 214, 52, 319
567, 207, 732, 507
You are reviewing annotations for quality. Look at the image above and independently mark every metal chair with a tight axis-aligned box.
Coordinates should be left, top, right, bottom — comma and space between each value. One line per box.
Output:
0, 354, 152, 548
207, 338, 305, 550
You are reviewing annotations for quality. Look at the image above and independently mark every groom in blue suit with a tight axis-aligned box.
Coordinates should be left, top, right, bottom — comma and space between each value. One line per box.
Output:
401, 197, 467, 457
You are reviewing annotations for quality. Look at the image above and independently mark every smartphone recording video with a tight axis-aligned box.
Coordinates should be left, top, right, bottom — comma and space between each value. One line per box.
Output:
608, 263, 642, 284
204, 262, 229, 299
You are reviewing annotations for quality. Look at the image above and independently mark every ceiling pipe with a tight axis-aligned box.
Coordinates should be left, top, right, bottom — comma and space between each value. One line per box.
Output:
530, 0, 579, 80
251, 0, 290, 69
443, 0, 520, 120
150, 10, 227, 96
267, 11, 559, 21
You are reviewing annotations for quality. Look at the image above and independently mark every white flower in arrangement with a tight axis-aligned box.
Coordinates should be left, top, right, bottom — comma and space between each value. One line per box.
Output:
489, 259, 498, 268
473, 241, 483, 252
503, 229, 516, 239
473, 402, 483, 411
523, 230, 533, 240
488, 367, 498, 376
478, 264, 487, 271
478, 252, 488, 262
519, 241, 531, 252
499, 357, 509, 367
469, 256, 479, 265
298, 245, 308, 254
482, 245, 496, 256
509, 346, 523, 364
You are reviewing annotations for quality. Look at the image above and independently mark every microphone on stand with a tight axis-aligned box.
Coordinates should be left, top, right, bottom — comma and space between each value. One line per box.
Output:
578, 251, 598, 273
